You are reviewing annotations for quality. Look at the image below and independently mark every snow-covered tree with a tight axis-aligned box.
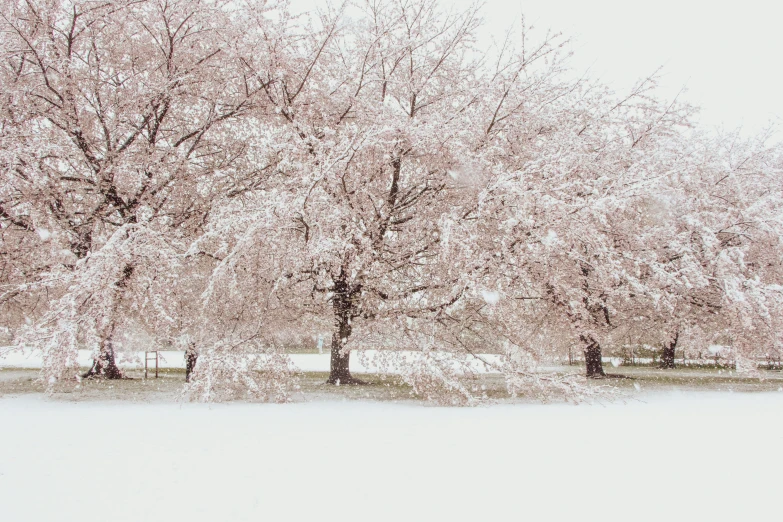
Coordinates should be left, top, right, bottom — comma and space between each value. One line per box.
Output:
182, 0, 783, 397
1, 0, 282, 380
639, 130, 783, 370
3, 0, 780, 402
194, 0, 604, 400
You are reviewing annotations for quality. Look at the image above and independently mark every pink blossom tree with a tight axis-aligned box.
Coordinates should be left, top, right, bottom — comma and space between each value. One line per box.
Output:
196, 0, 605, 400
1, 0, 282, 380
3, 0, 780, 402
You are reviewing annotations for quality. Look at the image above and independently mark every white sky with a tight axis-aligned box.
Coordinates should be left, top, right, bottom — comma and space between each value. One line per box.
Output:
477, 0, 783, 137
290, 0, 783, 138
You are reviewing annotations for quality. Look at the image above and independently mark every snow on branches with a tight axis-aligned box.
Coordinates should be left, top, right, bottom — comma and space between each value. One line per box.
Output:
2, 0, 781, 403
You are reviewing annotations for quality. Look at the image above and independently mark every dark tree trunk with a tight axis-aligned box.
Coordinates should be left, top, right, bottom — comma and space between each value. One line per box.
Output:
327, 329, 354, 385
82, 265, 134, 380
82, 339, 123, 379
185, 343, 198, 382
581, 335, 606, 378
660, 329, 679, 369
326, 276, 365, 385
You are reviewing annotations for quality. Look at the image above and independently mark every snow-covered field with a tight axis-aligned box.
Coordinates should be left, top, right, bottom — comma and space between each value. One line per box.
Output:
1, 392, 781, 522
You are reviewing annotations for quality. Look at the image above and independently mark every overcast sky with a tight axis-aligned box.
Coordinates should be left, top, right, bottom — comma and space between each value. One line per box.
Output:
476, 0, 782, 138
290, 0, 782, 138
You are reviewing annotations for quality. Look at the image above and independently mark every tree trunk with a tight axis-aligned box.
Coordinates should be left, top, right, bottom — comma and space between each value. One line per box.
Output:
582, 336, 606, 378
660, 329, 679, 369
326, 276, 365, 385
185, 343, 198, 383
83, 265, 134, 379
327, 330, 353, 385
326, 314, 365, 385
82, 339, 123, 379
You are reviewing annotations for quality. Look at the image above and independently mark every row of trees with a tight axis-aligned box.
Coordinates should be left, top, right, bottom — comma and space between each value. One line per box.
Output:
2, 0, 781, 403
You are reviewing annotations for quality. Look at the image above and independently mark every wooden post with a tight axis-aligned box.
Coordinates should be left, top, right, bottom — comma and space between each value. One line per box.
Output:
144, 351, 159, 379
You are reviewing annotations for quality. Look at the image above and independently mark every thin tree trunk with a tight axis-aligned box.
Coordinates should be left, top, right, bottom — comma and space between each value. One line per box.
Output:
82, 264, 134, 380
326, 276, 364, 385
185, 343, 198, 382
326, 313, 365, 385
660, 329, 679, 369
327, 329, 353, 384
581, 335, 606, 378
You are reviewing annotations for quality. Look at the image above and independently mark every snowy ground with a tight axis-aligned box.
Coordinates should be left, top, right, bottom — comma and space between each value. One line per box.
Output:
2, 349, 782, 520
1, 392, 782, 522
